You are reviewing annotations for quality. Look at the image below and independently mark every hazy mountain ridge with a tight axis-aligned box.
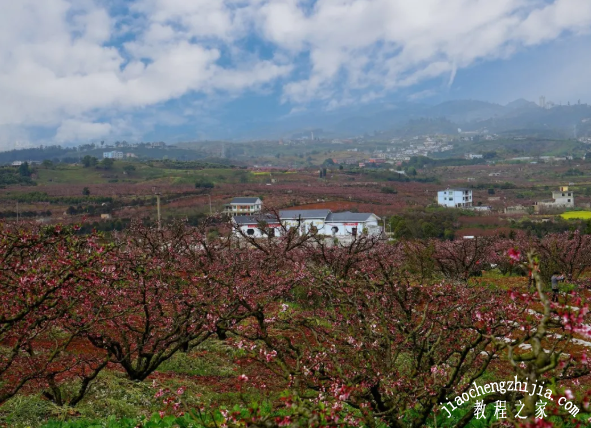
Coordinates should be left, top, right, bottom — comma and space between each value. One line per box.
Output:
317, 99, 591, 139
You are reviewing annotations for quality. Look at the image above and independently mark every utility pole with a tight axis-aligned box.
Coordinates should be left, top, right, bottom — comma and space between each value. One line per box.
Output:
153, 186, 161, 230
157, 194, 161, 230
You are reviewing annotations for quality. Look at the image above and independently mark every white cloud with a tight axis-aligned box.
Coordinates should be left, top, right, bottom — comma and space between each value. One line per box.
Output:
0, 0, 289, 146
257, 0, 591, 103
55, 119, 112, 142
0, 0, 590, 147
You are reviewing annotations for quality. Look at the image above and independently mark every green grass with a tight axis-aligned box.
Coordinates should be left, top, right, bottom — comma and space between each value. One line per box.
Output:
561, 211, 591, 220
33, 164, 250, 188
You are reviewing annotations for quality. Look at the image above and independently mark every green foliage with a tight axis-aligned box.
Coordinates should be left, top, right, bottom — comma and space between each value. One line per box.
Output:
402, 155, 485, 169
0, 168, 36, 186
389, 208, 460, 240
82, 156, 98, 168
155, 160, 233, 170
406, 166, 417, 176
18, 162, 32, 177
1, 191, 112, 205
82, 187, 90, 196
0, 209, 52, 219
157, 344, 235, 377
101, 158, 115, 170
513, 218, 588, 238
563, 168, 584, 177
474, 182, 516, 190
381, 187, 397, 194
194, 178, 214, 189
123, 165, 136, 175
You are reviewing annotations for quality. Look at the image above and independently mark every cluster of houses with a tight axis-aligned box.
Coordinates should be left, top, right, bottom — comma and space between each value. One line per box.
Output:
226, 184, 576, 240
437, 186, 575, 212
225, 197, 382, 239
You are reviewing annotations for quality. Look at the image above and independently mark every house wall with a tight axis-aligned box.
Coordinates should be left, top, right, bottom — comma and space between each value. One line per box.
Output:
283, 218, 325, 234
438, 190, 472, 208
237, 223, 281, 238
551, 191, 574, 207
235, 218, 381, 238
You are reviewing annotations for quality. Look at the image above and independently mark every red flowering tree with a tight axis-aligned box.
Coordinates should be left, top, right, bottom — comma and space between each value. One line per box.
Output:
0, 223, 114, 405
536, 230, 591, 282
430, 236, 496, 281
82, 221, 217, 381
231, 239, 524, 428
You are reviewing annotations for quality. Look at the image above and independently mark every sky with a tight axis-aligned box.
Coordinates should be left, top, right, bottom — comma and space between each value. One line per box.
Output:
1, 0, 591, 148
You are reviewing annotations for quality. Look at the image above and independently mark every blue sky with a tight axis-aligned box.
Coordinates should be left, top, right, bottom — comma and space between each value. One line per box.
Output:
0, 0, 590, 148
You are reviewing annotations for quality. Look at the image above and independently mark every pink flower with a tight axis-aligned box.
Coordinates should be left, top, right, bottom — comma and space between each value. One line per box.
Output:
159, 411, 165, 419
507, 248, 521, 261
238, 374, 249, 382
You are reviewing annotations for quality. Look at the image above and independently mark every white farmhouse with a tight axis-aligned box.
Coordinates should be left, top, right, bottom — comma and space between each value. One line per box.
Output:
232, 209, 382, 238
224, 197, 263, 216
437, 188, 473, 208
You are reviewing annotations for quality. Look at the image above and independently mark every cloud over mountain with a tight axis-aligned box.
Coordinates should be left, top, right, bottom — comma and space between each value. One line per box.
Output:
0, 0, 590, 146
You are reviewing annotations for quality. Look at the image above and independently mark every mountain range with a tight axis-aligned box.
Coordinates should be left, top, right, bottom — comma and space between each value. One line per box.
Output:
231, 99, 591, 140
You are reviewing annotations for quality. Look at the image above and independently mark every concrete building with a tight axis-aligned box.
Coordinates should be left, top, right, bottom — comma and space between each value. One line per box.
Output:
552, 186, 575, 206
534, 186, 574, 212
103, 151, 124, 159
224, 197, 263, 216
437, 188, 473, 208
232, 209, 382, 239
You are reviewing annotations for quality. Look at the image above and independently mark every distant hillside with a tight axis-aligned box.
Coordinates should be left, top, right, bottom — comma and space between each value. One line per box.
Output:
0, 145, 210, 165
272, 99, 589, 139
469, 104, 591, 136
424, 100, 506, 123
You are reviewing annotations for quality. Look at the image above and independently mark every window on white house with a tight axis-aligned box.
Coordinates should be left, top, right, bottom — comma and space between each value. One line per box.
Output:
331, 226, 339, 235
247, 228, 255, 236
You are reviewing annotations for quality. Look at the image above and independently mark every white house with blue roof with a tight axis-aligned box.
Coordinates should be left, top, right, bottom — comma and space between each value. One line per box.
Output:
232, 209, 382, 238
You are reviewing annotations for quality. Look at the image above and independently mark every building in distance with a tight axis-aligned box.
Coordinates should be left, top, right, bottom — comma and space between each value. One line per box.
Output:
224, 197, 263, 216
233, 209, 382, 239
437, 188, 473, 208
534, 186, 574, 212
103, 151, 124, 159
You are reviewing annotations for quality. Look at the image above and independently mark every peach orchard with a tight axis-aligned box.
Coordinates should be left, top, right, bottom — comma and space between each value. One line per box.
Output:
2, 220, 591, 427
